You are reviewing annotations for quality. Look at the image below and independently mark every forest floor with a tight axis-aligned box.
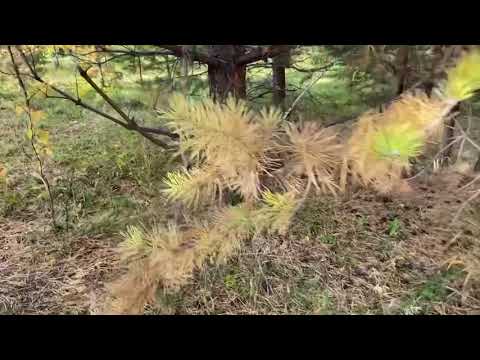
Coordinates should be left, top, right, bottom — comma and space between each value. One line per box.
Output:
1, 108, 480, 315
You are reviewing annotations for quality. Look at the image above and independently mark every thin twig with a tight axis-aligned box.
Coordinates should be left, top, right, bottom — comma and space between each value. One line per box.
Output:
452, 190, 480, 224
8, 46, 56, 227
283, 70, 329, 120
14, 46, 177, 148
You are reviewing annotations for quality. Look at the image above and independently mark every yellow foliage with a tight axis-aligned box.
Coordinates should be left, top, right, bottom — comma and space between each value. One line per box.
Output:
383, 93, 447, 135
282, 121, 342, 195
36, 129, 49, 145
343, 92, 454, 193
106, 223, 197, 314
445, 50, 480, 101
31, 110, 45, 125
119, 225, 150, 261
106, 50, 480, 313
0, 164, 7, 179
15, 105, 24, 116
164, 94, 279, 202
164, 95, 344, 204
163, 166, 223, 209
253, 190, 300, 235
86, 67, 99, 78
105, 213, 250, 314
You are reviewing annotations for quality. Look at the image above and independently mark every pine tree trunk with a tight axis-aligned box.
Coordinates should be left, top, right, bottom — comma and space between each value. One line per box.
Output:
207, 45, 247, 103
272, 46, 290, 111
395, 46, 410, 95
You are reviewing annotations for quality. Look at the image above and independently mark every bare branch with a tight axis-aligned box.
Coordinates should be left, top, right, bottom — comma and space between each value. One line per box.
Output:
236, 46, 285, 66
283, 67, 330, 120
8, 46, 56, 225
77, 66, 134, 126
154, 45, 215, 64
289, 62, 335, 73
13, 46, 177, 149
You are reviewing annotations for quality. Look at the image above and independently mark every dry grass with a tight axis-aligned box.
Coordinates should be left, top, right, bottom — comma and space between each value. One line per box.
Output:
2, 113, 480, 315
2, 168, 479, 315
2, 94, 480, 315
147, 169, 480, 315
0, 219, 119, 314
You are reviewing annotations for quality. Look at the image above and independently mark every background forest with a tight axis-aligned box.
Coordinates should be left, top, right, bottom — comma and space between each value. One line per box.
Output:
1, 45, 480, 315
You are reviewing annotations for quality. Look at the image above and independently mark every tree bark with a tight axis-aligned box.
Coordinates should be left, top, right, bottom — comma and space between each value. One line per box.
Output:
207, 45, 247, 103
395, 46, 410, 96
156, 45, 286, 103
272, 45, 290, 111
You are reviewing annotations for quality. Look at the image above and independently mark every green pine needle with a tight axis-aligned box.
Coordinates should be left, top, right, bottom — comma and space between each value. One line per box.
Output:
373, 127, 424, 162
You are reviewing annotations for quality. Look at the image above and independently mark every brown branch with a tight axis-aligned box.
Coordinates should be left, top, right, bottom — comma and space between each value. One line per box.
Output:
69, 45, 213, 67
154, 45, 216, 65
14, 46, 177, 149
77, 66, 177, 139
82, 46, 172, 58
67, 51, 131, 66
77, 66, 134, 125
236, 46, 285, 66
97, 45, 287, 67
289, 62, 335, 73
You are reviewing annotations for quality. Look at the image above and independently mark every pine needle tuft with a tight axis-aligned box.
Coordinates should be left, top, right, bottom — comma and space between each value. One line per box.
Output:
445, 50, 480, 101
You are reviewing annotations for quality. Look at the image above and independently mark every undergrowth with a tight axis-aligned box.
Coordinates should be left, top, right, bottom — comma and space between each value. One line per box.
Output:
2, 49, 480, 315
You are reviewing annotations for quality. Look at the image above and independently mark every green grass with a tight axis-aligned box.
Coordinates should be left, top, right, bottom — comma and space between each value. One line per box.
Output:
288, 279, 336, 314
290, 199, 338, 240
400, 268, 465, 315
388, 218, 402, 237
0, 93, 172, 236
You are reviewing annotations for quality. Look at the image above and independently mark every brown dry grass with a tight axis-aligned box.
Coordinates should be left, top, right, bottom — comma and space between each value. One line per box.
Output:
150, 169, 480, 315
2, 105, 480, 315
0, 219, 119, 314
2, 167, 479, 315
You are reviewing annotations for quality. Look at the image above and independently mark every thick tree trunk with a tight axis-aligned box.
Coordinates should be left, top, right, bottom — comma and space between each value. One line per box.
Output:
272, 45, 290, 111
207, 45, 247, 103
158, 45, 283, 103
